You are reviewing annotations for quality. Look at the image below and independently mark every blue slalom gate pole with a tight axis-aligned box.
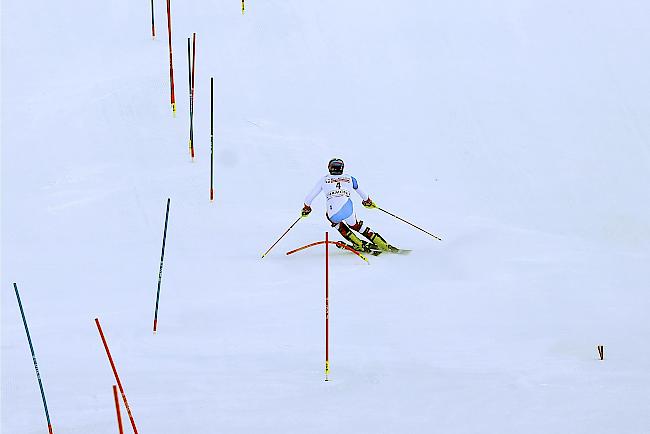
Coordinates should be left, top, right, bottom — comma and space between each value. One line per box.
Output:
13, 282, 54, 434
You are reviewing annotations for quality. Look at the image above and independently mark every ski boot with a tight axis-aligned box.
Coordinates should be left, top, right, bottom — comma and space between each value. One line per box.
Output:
356, 224, 397, 252
350, 221, 408, 254
337, 222, 379, 253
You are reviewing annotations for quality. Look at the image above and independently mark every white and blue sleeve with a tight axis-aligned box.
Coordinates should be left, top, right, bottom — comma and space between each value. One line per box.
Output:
351, 176, 369, 201
304, 176, 324, 205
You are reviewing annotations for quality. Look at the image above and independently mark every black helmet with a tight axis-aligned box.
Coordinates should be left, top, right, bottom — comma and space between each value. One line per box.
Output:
328, 158, 344, 175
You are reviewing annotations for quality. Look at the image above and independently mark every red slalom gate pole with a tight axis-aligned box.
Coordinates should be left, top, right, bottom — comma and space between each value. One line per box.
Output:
325, 231, 330, 381
166, 0, 176, 116
95, 318, 139, 434
113, 385, 124, 434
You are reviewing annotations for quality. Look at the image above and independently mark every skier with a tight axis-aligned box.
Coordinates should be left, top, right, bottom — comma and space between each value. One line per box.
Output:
301, 158, 393, 252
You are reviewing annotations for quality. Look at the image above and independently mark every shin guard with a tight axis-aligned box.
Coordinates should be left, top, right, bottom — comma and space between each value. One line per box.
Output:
337, 222, 365, 249
362, 227, 390, 251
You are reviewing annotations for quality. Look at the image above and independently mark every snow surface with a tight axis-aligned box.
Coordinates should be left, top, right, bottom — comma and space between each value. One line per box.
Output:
2, 0, 650, 432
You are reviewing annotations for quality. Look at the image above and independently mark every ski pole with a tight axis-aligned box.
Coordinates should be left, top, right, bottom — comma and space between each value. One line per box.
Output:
376, 206, 442, 241
261, 216, 302, 258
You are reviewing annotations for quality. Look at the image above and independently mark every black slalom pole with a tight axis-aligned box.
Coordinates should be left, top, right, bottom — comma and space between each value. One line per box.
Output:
187, 37, 194, 159
153, 198, 171, 333
210, 77, 214, 201
151, 0, 155, 38
13, 283, 54, 434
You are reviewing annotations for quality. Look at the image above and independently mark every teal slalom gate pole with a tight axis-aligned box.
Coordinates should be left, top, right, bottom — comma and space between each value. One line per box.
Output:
153, 198, 171, 333
13, 282, 54, 434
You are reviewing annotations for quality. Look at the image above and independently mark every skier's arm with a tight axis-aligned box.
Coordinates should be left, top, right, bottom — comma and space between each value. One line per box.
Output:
304, 177, 324, 206
351, 176, 369, 201
352, 176, 376, 208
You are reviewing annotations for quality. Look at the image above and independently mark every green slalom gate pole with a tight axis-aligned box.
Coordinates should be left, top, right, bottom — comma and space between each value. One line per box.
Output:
187, 36, 195, 159
150, 0, 155, 38
153, 198, 171, 333
13, 283, 54, 434
210, 77, 214, 200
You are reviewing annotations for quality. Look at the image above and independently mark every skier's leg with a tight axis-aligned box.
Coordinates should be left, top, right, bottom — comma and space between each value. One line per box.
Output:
327, 201, 378, 252
335, 221, 366, 250
349, 218, 391, 251
326, 213, 368, 250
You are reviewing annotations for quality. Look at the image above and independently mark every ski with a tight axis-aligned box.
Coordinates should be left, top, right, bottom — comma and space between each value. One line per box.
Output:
335, 242, 411, 256
386, 246, 412, 255
334, 242, 383, 256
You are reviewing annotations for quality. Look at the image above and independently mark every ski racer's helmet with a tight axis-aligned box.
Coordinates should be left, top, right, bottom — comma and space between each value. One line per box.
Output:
328, 158, 344, 175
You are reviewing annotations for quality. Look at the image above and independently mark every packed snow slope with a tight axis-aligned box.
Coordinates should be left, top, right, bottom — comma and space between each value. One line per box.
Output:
3, 0, 650, 432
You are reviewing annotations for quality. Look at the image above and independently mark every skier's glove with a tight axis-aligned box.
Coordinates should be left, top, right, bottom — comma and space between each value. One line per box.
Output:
301, 204, 312, 217
362, 198, 376, 209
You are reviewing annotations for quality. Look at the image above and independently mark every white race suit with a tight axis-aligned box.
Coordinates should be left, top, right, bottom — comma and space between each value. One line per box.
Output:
304, 174, 369, 225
